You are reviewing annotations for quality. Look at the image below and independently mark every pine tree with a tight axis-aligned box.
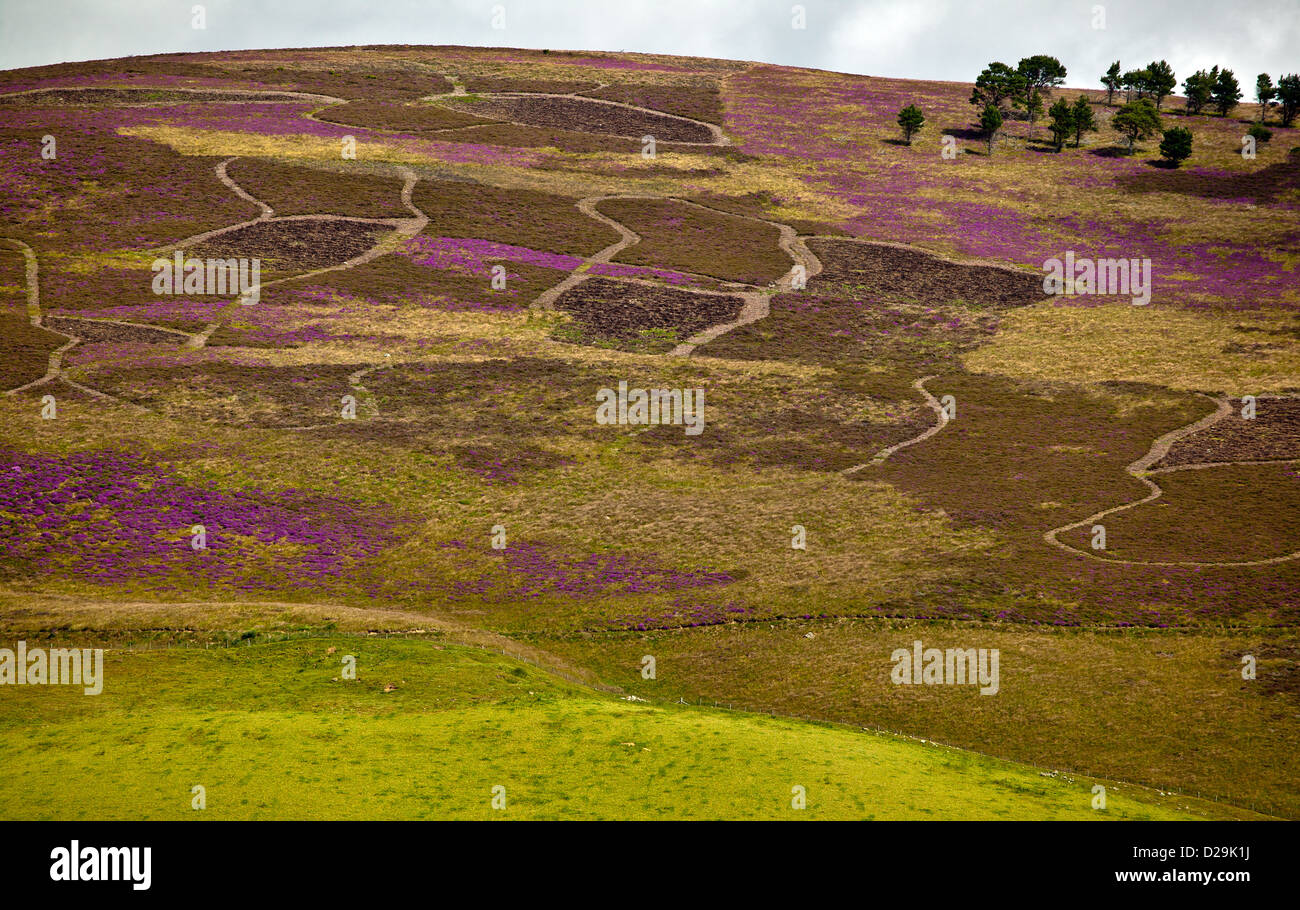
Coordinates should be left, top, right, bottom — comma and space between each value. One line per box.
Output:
897, 104, 925, 145
1071, 96, 1096, 147
1102, 61, 1122, 106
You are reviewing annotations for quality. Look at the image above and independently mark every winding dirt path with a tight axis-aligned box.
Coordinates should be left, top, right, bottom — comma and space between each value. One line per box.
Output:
530, 195, 641, 311
2, 237, 40, 325
532, 193, 819, 358
669, 200, 821, 356
1043, 395, 1300, 567
842, 375, 948, 474
185, 159, 428, 350
1, 237, 148, 410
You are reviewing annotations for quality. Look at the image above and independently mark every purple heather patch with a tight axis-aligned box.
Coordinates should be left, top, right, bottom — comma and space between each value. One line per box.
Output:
0, 447, 407, 594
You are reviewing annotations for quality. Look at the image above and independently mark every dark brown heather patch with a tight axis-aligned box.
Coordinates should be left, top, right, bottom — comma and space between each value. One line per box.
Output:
0, 316, 62, 391
551, 278, 744, 353
443, 95, 715, 143
45, 317, 184, 345
808, 239, 1047, 309
313, 99, 493, 133
188, 220, 389, 273
1158, 398, 1300, 467
585, 82, 724, 124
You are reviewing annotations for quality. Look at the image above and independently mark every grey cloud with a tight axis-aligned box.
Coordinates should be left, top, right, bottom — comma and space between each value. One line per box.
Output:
1, 0, 1295, 89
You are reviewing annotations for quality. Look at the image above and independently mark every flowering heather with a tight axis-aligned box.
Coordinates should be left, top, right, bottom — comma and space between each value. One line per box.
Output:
0, 447, 406, 594
441, 540, 734, 601
723, 66, 1299, 310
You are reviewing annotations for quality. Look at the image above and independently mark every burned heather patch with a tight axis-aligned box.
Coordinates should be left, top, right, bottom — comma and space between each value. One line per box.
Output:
1158, 398, 1300, 467
0, 446, 406, 595
599, 198, 792, 286
0, 316, 62, 390
552, 278, 745, 353
313, 99, 494, 133
585, 82, 724, 124
45, 316, 184, 345
188, 220, 390, 276
442, 95, 715, 143
413, 180, 620, 256
224, 158, 409, 218
808, 239, 1047, 309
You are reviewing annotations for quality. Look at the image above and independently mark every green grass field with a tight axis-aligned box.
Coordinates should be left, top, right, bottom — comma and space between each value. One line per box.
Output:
0, 637, 1245, 820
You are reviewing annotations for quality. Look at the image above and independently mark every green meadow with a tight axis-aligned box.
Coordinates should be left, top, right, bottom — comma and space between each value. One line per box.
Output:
0, 638, 1245, 820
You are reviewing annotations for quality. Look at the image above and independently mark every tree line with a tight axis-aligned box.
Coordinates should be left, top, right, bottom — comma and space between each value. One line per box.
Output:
895, 55, 1296, 168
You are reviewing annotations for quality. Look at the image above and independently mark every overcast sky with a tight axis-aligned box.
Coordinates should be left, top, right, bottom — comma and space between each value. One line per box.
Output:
1, 0, 1295, 89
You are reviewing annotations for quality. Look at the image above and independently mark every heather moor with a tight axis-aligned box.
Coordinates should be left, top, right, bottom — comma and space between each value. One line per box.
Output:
0, 37, 1297, 822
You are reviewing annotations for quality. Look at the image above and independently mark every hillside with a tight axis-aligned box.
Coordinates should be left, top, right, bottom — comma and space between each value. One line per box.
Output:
0, 45, 1296, 819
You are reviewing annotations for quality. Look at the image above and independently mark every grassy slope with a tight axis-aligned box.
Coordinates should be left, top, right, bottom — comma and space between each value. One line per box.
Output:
0, 638, 1243, 820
